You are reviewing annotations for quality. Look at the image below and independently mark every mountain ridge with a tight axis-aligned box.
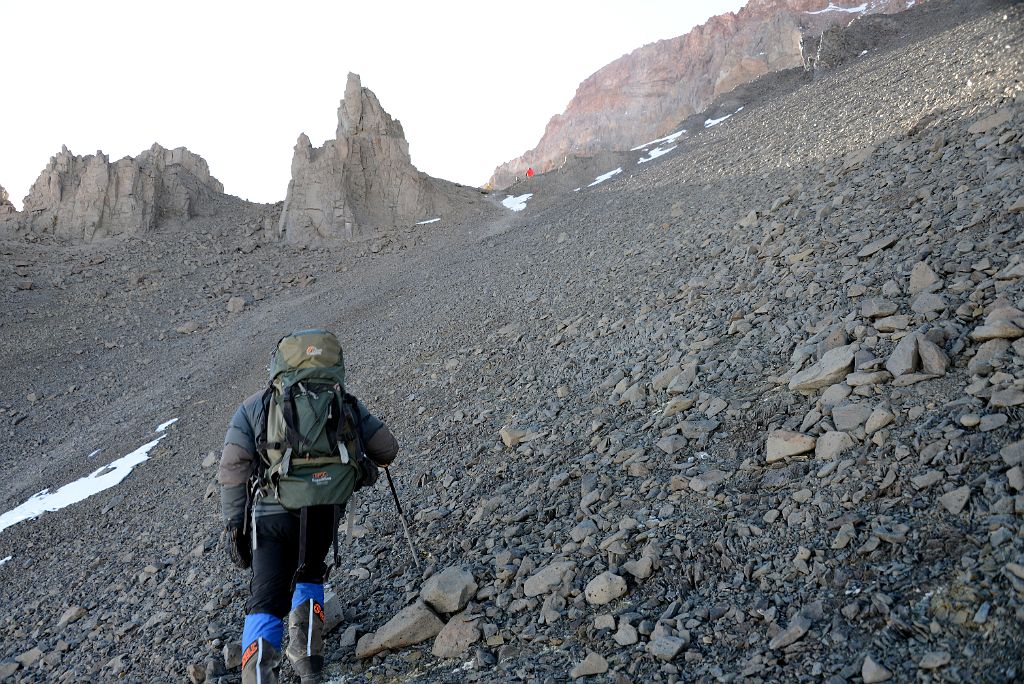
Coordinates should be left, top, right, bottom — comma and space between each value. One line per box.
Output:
488, 0, 917, 190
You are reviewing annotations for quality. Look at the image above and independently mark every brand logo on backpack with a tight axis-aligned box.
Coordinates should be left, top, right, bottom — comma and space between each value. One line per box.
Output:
311, 471, 332, 485
306, 345, 323, 357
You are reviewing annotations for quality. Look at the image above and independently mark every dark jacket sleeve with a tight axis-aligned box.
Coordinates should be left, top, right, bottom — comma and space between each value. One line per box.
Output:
355, 399, 399, 466
218, 393, 262, 525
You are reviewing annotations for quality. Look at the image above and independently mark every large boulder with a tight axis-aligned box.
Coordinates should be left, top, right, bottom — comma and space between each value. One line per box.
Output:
16, 144, 223, 242
278, 73, 470, 243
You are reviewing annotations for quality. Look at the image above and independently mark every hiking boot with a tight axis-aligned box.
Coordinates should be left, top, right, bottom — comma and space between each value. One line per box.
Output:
241, 637, 280, 684
285, 599, 325, 683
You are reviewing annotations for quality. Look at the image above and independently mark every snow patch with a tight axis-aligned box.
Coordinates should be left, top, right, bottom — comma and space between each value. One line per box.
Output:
502, 194, 533, 212
638, 146, 677, 164
588, 168, 622, 187
631, 129, 686, 151
156, 418, 178, 432
0, 555, 11, 567
416, 218, 441, 225
806, 2, 868, 14
0, 423, 172, 534
704, 106, 744, 129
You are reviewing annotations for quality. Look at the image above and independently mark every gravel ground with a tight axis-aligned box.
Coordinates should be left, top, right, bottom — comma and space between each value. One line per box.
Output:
0, 1, 1022, 682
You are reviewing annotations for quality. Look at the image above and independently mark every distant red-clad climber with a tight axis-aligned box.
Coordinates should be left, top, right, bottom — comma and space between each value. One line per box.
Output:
526, 167, 535, 178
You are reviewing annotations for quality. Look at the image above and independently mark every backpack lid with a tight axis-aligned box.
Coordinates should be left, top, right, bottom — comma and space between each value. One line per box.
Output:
269, 329, 345, 386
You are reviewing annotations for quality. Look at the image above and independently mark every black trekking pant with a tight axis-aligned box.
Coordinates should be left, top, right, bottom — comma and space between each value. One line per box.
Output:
247, 507, 336, 618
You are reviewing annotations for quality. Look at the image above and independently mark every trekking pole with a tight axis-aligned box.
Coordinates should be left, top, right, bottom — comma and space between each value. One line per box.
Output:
385, 468, 422, 571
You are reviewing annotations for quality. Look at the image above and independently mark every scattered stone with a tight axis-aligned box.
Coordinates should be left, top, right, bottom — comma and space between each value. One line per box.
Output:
919, 651, 951, 670
524, 562, 575, 597
584, 572, 627, 605
614, 621, 639, 646
570, 651, 609, 679
226, 296, 246, 313
857, 234, 898, 258
885, 333, 919, 377
909, 261, 939, 294
767, 431, 816, 463
815, 431, 853, 460
768, 613, 810, 649
355, 601, 444, 658
938, 486, 970, 515
917, 337, 949, 375
15, 648, 42, 668
222, 643, 242, 670
56, 605, 86, 630
420, 566, 477, 614
647, 635, 686, 661
499, 427, 528, 448
789, 344, 856, 391
862, 655, 892, 683
432, 614, 481, 659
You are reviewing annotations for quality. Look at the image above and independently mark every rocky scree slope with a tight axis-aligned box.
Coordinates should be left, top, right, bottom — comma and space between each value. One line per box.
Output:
490, 0, 916, 190
0, 1, 1022, 682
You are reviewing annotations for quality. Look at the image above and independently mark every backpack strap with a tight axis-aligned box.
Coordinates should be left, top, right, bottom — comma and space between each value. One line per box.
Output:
291, 505, 310, 593
279, 383, 345, 460
254, 386, 278, 460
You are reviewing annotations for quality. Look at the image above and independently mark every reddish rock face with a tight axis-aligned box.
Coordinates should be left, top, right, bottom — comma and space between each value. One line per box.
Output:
489, 0, 914, 189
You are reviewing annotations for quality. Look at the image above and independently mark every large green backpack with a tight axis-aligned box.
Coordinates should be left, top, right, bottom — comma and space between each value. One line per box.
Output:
255, 329, 375, 511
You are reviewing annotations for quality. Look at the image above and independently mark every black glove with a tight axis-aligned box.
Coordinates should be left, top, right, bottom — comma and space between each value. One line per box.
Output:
223, 522, 252, 570
353, 452, 380, 490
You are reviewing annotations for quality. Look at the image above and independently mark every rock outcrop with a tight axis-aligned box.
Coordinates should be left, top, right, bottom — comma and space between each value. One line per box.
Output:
14, 143, 223, 242
0, 184, 15, 237
489, 0, 915, 189
0, 184, 14, 215
279, 73, 455, 243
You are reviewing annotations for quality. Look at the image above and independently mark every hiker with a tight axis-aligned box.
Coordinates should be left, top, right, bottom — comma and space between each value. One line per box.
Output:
218, 330, 399, 684
526, 167, 534, 178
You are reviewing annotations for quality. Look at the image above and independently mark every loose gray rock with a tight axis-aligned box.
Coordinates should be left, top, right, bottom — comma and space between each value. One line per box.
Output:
420, 566, 477, 614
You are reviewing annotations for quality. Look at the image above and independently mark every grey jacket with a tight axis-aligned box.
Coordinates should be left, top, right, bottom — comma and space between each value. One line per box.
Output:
218, 390, 399, 524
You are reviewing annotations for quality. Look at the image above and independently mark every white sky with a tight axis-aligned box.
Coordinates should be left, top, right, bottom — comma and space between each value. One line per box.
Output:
0, 1, 746, 209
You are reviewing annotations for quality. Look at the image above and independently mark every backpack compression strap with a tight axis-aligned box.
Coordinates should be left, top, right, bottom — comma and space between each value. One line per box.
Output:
278, 384, 344, 459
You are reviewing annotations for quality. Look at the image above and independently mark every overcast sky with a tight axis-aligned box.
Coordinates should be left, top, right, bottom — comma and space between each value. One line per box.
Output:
1, 1, 747, 209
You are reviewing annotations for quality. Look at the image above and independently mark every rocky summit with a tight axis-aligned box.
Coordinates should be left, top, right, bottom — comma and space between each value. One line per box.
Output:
278, 72, 487, 243
0, 0, 1022, 682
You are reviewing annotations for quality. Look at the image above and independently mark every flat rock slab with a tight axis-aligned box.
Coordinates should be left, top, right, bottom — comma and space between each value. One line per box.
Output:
939, 486, 971, 515
857, 234, 898, 258
815, 431, 853, 460
570, 651, 609, 679
768, 613, 811, 649
355, 601, 443, 658
767, 431, 816, 463
431, 614, 481, 659
789, 344, 856, 391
